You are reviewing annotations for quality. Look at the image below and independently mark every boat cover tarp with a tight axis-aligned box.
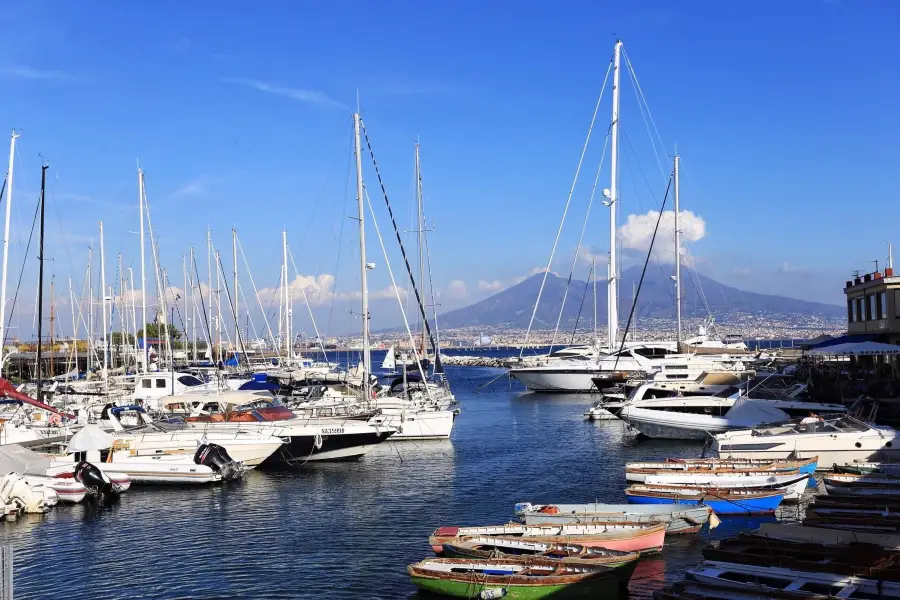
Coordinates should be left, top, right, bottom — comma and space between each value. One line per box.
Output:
0, 444, 51, 474
67, 425, 114, 452
723, 400, 790, 425
807, 341, 900, 356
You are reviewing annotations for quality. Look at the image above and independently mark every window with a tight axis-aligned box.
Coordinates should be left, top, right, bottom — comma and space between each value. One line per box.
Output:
857, 297, 865, 321
881, 291, 888, 319
156, 379, 166, 388
848, 298, 854, 323
877, 291, 885, 320
141, 379, 151, 389
896, 290, 900, 318
866, 295, 874, 321
177, 375, 203, 387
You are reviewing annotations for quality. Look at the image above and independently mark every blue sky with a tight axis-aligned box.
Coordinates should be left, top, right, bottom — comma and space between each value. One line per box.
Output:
0, 1, 897, 339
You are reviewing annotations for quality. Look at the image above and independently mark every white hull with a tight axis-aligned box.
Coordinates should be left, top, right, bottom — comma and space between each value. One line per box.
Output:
645, 473, 809, 501
370, 410, 454, 440
509, 369, 599, 393
114, 432, 284, 468
715, 447, 900, 470
304, 443, 380, 461
619, 408, 725, 439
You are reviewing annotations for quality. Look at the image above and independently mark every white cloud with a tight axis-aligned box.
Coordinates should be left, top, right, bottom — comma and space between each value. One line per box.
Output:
1, 66, 75, 81
446, 280, 468, 298
576, 247, 609, 266
776, 262, 810, 276
477, 280, 503, 293
618, 210, 706, 263
222, 78, 347, 110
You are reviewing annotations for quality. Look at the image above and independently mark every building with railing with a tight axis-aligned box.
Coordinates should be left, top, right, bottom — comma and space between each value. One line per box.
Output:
845, 266, 900, 344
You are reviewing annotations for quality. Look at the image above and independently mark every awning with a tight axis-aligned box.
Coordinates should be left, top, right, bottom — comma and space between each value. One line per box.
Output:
808, 333, 881, 349
807, 341, 900, 356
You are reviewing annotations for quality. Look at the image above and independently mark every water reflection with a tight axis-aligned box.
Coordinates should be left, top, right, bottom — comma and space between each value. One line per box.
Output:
1, 369, 780, 600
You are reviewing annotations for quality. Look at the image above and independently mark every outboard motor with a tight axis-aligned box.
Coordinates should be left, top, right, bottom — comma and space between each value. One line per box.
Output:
194, 443, 245, 481
75, 461, 116, 502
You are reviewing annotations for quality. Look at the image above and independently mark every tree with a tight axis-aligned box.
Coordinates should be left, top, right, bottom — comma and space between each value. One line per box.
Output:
137, 322, 182, 341
110, 332, 136, 345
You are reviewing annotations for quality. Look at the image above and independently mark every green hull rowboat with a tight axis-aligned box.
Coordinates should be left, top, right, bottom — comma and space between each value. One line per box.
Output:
408, 556, 625, 599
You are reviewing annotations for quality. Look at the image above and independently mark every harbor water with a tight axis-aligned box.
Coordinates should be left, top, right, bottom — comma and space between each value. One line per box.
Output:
1, 357, 792, 599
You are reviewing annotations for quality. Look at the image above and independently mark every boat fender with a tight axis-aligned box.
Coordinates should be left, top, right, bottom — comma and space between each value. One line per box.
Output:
74, 461, 113, 500
194, 443, 244, 481
314, 434, 323, 450
513, 503, 533, 515
480, 589, 507, 599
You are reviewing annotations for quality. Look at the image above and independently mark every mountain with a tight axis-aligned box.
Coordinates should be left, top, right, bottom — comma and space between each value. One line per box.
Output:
438, 266, 843, 329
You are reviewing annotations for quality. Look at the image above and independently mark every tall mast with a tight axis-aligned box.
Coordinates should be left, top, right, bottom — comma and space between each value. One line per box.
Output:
415, 142, 427, 355
99, 221, 108, 386
182, 254, 188, 362
207, 228, 212, 361
48, 277, 55, 378
353, 112, 371, 392
138, 169, 148, 373
129, 267, 138, 369
189, 247, 197, 361
0, 130, 19, 376
674, 154, 682, 345
87, 244, 94, 374
606, 40, 622, 351
281, 230, 288, 358
592, 256, 597, 345
232, 228, 239, 360
118, 253, 125, 369
35, 164, 48, 402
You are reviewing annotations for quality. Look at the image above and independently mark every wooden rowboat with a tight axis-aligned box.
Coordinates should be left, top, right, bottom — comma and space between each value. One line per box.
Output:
408, 556, 625, 599
702, 534, 900, 580
441, 537, 640, 569
429, 522, 666, 555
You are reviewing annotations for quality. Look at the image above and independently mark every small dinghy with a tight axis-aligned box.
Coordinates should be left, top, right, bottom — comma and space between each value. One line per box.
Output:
642, 472, 809, 502
823, 472, 900, 494
804, 505, 900, 535
626, 457, 817, 481
625, 485, 784, 514
703, 533, 900, 580
513, 502, 714, 534
429, 522, 666, 555
686, 560, 900, 598
441, 537, 640, 568
834, 461, 900, 476
814, 492, 900, 509
752, 522, 900, 550
408, 556, 625, 599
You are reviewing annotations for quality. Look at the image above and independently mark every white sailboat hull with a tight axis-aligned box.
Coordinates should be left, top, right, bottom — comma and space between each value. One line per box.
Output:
369, 409, 454, 440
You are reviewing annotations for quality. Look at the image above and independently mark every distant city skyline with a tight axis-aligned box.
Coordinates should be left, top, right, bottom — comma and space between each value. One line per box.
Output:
0, 1, 896, 339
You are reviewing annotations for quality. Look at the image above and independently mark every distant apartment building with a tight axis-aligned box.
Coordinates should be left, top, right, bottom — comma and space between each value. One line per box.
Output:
845, 266, 900, 344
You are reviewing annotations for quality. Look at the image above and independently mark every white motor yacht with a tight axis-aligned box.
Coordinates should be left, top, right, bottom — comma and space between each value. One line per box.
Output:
617, 383, 847, 440
712, 415, 900, 469
98, 404, 285, 468
510, 343, 749, 393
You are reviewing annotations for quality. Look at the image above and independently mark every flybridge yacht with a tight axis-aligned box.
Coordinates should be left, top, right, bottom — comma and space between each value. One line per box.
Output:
509, 343, 750, 393
712, 415, 900, 468
615, 382, 847, 440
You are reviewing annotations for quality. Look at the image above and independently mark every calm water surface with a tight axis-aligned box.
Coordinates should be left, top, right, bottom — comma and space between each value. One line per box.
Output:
2, 362, 787, 599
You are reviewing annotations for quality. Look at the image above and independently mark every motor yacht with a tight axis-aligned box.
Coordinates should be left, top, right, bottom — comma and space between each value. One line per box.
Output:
712, 415, 900, 468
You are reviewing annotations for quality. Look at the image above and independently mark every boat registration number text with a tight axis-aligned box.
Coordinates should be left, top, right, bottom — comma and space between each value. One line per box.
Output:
321, 428, 343, 434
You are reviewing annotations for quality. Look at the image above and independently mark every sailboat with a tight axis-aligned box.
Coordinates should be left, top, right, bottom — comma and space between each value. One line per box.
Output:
289, 135, 457, 440
510, 47, 752, 393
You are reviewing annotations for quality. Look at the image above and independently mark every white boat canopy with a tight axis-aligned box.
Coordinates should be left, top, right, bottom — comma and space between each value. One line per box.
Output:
807, 341, 900, 356
68, 425, 114, 452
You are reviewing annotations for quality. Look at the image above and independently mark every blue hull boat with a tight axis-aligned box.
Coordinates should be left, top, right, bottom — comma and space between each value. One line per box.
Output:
624, 485, 784, 515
